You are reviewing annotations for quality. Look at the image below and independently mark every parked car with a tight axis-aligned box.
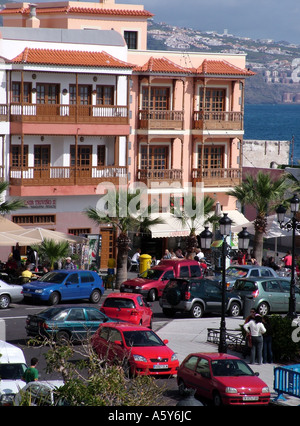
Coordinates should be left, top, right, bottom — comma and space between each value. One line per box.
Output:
233, 276, 295, 316
177, 352, 270, 406
120, 259, 203, 301
100, 293, 153, 328
25, 305, 117, 342
22, 270, 104, 305
159, 278, 242, 318
14, 380, 65, 406
91, 322, 179, 376
0, 279, 24, 309
0, 341, 27, 405
219, 265, 279, 290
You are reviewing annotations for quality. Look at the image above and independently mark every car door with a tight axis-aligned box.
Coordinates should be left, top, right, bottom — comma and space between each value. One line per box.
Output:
182, 355, 212, 399
203, 282, 222, 312
279, 280, 297, 312
64, 308, 86, 340
62, 273, 80, 300
262, 279, 285, 312
136, 295, 151, 325
79, 271, 96, 298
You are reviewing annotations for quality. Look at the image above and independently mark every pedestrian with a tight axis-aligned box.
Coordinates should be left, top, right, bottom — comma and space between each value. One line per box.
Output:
283, 250, 292, 269
132, 248, 141, 263
12, 243, 21, 267
64, 257, 75, 270
243, 314, 266, 364
22, 357, 39, 383
262, 316, 273, 364
267, 256, 280, 271
162, 249, 171, 259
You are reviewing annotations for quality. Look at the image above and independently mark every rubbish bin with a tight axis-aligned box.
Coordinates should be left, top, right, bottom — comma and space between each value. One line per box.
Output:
243, 296, 254, 319
139, 254, 152, 275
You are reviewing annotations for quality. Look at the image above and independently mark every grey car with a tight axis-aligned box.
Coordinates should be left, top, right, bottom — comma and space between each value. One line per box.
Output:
233, 277, 295, 316
219, 265, 279, 290
0, 279, 23, 309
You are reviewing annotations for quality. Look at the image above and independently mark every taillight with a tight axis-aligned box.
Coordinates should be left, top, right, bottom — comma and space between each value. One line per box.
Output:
252, 289, 259, 298
130, 309, 139, 316
185, 291, 191, 300
39, 321, 49, 329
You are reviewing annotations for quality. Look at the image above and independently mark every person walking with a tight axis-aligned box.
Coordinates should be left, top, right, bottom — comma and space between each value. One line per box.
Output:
64, 257, 76, 270
22, 357, 39, 383
262, 316, 273, 364
243, 314, 266, 364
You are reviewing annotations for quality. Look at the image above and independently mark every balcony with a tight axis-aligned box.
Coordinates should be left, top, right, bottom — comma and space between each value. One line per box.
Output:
137, 168, 182, 187
192, 168, 241, 187
138, 110, 184, 130
9, 165, 127, 187
10, 104, 128, 124
193, 111, 243, 131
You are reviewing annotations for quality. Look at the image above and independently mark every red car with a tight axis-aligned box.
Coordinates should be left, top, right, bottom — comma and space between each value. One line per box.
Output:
177, 352, 270, 406
91, 322, 179, 376
100, 293, 153, 328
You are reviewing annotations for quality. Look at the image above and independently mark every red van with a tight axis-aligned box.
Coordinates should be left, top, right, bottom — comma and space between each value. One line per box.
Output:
120, 259, 203, 301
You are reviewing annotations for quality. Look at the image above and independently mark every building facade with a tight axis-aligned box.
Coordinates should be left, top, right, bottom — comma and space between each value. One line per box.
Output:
0, 0, 254, 264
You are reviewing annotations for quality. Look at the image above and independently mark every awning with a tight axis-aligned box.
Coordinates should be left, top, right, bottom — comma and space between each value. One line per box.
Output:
149, 213, 192, 239
223, 210, 250, 228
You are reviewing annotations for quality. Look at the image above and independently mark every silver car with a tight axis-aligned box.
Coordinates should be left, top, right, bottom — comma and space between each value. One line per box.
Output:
219, 265, 279, 290
0, 279, 23, 309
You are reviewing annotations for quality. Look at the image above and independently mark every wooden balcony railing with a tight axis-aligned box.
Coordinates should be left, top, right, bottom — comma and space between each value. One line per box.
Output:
192, 167, 242, 187
10, 104, 128, 124
137, 168, 182, 186
138, 110, 184, 130
0, 104, 8, 121
9, 165, 127, 186
193, 111, 243, 130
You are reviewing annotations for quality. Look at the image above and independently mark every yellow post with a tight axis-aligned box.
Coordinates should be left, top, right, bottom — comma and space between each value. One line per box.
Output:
139, 254, 152, 274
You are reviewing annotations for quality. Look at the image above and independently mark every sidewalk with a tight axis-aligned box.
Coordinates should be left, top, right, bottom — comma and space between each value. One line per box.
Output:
153, 316, 300, 406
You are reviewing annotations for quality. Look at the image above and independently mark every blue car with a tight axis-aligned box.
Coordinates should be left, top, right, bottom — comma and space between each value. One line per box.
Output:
26, 305, 115, 342
22, 270, 104, 305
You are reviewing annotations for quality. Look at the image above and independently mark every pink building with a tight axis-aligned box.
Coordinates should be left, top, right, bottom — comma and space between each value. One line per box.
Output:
0, 0, 254, 263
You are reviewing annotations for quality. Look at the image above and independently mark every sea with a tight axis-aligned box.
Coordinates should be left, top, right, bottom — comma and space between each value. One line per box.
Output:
244, 104, 300, 164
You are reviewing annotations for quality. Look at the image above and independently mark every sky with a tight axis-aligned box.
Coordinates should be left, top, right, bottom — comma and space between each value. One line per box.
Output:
120, 0, 300, 44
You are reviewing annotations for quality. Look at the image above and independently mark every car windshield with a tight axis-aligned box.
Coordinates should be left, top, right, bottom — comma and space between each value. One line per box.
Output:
123, 330, 164, 347
138, 269, 164, 280
211, 359, 255, 377
0, 363, 27, 380
39, 272, 68, 284
226, 267, 248, 278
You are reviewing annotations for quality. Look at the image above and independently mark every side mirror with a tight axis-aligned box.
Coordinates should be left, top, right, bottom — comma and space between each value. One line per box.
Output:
114, 340, 122, 346
163, 339, 169, 344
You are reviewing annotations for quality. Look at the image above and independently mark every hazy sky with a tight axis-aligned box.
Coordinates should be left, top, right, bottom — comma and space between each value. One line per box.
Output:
120, 0, 300, 44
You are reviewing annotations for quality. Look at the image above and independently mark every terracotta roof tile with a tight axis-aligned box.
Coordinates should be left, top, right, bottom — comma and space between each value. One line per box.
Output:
134, 57, 191, 74
10, 48, 134, 68
196, 59, 255, 76
0, 6, 154, 18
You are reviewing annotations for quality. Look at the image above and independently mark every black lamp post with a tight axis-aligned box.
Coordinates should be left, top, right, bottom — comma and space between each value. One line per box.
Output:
200, 216, 250, 353
276, 194, 300, 319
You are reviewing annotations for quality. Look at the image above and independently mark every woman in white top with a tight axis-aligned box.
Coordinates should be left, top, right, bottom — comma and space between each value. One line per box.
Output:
244, 315, 266, 364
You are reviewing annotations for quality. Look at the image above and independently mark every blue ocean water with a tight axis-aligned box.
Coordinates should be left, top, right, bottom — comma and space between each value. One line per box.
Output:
244, 104, 300, 164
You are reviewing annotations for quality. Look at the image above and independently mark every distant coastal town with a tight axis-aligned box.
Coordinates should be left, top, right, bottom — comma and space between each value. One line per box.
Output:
147, 20, 300, 104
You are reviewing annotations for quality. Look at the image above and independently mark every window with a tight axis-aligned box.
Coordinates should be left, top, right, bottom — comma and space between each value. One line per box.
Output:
183, 355, 199, 371
141, 146, 168, 169
68, 228, 91, 236
67, 273, 79, 284
12, 215, 56, 225
70, 85, 92, 105
86, 309, 106, 321
12, 82, 32, 103
80, 272, 94, 283
124, 31, 138, 49
11, 145, 28, 168
67, 309, 85, 321
142, 87, 170, 110
96, 86, 114, 105
179, 266, 189, 277
198, 146, 224, 169
36, 84, 59, 104
97, 146, 105, 167
196, 358, 210, 375
190, 265, 201, 277
199, 88, 226, 112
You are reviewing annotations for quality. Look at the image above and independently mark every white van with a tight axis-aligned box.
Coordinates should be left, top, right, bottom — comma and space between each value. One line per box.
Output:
0, 340, 27, 405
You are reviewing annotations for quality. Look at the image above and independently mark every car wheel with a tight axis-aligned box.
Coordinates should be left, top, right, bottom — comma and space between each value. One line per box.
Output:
0, 294, 10, 309
190, 303, 203, 318
49, 291, 60, 305
90, 289, 101, 304
228, 302, 241, 317
148, 289, 156, 302
213, 391, 223, 406
257, 302, 270, 316
56, 330, 71, 344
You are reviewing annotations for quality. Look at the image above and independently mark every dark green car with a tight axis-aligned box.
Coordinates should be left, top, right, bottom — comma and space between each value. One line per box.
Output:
26, 305, 117, 342
233, 277, 299, 316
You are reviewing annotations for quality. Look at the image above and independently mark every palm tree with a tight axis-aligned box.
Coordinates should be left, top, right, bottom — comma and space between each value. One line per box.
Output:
171, 194, 217, 254
227, 171, 289, 264
33, 239, 70, 270
85, 190, 164, 288
0, 181, 24, 214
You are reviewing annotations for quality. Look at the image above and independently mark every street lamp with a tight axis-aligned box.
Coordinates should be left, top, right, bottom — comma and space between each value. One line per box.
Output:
199, 215, 250, 353
276, 194, 300, 319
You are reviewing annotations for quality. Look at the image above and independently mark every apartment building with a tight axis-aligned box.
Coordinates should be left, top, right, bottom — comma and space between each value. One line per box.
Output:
0, 0, 254, 262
